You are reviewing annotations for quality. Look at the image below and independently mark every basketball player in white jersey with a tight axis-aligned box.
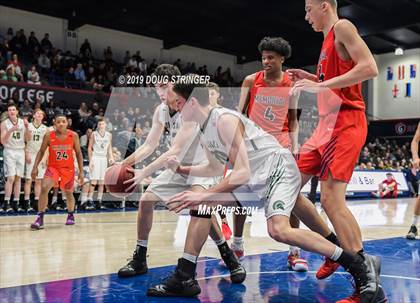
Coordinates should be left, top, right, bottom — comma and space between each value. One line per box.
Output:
117, 64, 245, 297
87, 118, 114, 210
24, 109, 48, 212
0, 103, 30, 213
166, 78, 383, 301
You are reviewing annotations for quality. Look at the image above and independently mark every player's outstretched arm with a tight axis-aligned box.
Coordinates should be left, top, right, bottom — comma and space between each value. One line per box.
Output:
168, 115, 250, 212
176, 143, 225, 178
122, 106, 164, 167
411, 122, 420, 169
237, 74, 254, 115
319, 20, 378, 89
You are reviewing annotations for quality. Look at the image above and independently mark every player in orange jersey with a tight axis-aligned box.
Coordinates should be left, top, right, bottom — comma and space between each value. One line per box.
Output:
30, 114, 84, 230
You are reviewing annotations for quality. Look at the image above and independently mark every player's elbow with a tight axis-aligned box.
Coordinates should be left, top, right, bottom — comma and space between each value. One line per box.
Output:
365, 62, 378, 79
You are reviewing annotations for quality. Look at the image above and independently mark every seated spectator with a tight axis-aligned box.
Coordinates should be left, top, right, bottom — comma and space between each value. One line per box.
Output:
8, 29, 26, 56
128, 126, 144, 155
2, 66, 18, 82
366, 162, 375, 170
74, 63, 86, 82
41, 33, 53, 54
104, 46, 113, 62
80, 128, 93, 149
371, 173, 398, 198
403, 163, 419, 197
38, 52, 51, 74
28, 31, 41, 54
78, 102, 91, 121
20, 99, 33, 116
123, 50, 131, 65
142, 120, 151, 137
139, 59, 147, 76
104, 117, 114, 132
148, 59, 158, 74
127, 55, 138, 69
0, 51, 5, 70
80, 39, 92, 58
7, 53, 23, 81
27, 65, 41, 85
64, 67, 77, 87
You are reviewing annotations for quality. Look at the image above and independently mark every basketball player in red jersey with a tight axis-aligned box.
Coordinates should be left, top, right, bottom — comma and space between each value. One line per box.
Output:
288, 1, 383, 302
237, 37, 307, 271
30, 114, 84, 230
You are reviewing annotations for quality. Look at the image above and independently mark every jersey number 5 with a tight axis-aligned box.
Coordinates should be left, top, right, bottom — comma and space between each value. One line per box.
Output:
56, 151, 69, 160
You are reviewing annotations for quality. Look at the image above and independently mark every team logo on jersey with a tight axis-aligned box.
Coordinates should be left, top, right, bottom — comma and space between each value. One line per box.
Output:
272, 200, 285, 211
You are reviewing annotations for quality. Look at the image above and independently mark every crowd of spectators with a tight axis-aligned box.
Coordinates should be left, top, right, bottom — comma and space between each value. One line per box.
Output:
0, 28, 238, 94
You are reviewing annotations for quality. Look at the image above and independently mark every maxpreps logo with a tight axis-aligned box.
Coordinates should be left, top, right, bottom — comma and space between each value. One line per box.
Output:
272, 200, 285, 211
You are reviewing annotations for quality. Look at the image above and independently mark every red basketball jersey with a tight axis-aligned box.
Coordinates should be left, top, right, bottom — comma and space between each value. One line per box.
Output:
48, 130, 75, 168
247, 71, 292, 145
317, 21, 365, 116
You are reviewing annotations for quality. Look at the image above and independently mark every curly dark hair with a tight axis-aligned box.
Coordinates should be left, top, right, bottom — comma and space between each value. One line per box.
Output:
258, 37, 292, 59
153, 64, 181, 77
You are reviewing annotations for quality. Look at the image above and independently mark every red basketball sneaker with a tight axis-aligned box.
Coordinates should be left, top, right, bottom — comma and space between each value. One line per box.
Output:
336, 290, 360, 303
288, 253, 308, 272
316, 257, 340, 279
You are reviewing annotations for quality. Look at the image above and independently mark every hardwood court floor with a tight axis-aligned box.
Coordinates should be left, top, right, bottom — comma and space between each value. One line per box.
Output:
0, 198, 417, 288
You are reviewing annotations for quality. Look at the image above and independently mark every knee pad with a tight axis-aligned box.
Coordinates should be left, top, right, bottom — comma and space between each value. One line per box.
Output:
189, 209, 211, 219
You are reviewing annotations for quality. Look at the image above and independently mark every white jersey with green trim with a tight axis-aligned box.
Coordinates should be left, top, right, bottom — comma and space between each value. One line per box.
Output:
4, 118, 25, 149
27, 122, 48, 153
199, 107, 289, 170
92, 130, 111, 158
157, 103, 204, 165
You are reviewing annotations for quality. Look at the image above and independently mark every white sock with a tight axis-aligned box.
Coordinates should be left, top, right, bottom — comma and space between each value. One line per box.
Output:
413, 216, 419, 226
330, 246, 343, 261
214, 239, 226, 246
137, 239, 148, 248
182, 253, 198, 264
289, 246, 300, 256
232, 237, 244, 249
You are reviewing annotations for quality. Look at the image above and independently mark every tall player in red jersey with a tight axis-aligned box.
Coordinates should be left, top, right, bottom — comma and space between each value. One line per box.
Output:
30, 114, 84, 230
288, 1, 383, 302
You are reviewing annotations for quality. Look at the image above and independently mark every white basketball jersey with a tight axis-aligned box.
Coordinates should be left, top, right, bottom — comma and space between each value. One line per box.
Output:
92, 131, 111, 157
27, 122, 48, 153
158, 103, 205, 165
4, 118, 25, 149
200, 107, 285, 169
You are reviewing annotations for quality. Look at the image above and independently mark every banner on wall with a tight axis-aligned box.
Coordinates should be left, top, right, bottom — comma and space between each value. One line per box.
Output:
389, 64, 417, 99
301, 170, 410, 198
0, 80, 110, 108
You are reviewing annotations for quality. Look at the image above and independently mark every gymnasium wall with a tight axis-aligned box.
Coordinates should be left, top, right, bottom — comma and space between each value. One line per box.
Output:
0, 5, 67, 51
76, 25, 163, 63
370, 48, 420, 120
0, 5, 263, 81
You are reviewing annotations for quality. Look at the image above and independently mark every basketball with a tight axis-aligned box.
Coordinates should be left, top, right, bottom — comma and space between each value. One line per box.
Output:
104, 164, 135, 198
